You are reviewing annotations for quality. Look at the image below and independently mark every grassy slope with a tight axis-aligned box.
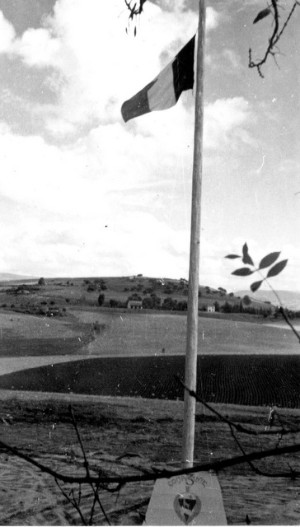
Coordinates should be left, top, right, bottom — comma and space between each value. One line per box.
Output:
71, 308, 300, 356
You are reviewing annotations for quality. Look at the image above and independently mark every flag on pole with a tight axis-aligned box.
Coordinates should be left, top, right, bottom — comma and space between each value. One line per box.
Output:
121, 35, 195, 123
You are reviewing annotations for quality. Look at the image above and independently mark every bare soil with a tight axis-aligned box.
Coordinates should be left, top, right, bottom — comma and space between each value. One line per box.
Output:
0, 390, 299, 525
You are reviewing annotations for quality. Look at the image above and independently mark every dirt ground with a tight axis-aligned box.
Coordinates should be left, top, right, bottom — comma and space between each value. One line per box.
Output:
0, 390, 299, 525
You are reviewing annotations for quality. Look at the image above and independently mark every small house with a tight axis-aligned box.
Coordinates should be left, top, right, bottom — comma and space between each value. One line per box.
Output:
127, 300, 143, 310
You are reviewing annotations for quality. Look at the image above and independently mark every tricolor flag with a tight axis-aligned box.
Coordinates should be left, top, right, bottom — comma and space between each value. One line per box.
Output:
121, 35, 195, 123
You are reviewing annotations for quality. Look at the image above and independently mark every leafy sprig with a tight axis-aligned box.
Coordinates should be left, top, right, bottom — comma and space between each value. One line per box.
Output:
225, 243, 288, 293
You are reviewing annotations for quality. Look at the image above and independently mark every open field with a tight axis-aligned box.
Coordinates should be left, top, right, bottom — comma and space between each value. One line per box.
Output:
74, 309, 300, 356
0, 307, 299, 409
1, 308, 299, 363
0, 312, 80, 340
0, 391, 299, 525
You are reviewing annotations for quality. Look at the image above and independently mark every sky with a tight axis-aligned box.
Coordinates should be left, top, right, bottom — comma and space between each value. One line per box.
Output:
0, 0, 299, 293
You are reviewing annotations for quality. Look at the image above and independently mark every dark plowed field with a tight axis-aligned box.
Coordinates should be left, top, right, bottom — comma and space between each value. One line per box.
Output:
0, 355, 299, 408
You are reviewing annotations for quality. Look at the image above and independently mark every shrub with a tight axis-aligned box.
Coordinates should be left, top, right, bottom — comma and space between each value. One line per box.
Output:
109, 299, 120, 308
98, 294, 105, 306
214, 301, 220, 312
93, 321, 101, 333
243, 295, 252, 306
177, 301, 187, 311
162, 297, 177, 310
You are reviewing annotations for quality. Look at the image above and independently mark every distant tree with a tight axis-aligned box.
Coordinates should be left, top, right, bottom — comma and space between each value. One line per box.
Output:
222, 301, 232, 313
98, 294, 105, 306
142, 296, 154, 309
38, 277, 46, 286
128, 293, 142, 301
162, 297, 177, 311
109, 299, 120, 308
150, 293, 161, 309
214, 301, 220, 312
243, 295, 252, 306
143, 287, 154, 295
177, 300, 187, 311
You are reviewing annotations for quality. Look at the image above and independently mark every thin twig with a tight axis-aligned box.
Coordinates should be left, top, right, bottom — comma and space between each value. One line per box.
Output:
228, 424, 288, 478
69, 406, 90, 477
249, 0, 299, 76
279, 307, 300, 343
69, 406, 111, 525
55, 478, 87, 526
176, 376, 299, 437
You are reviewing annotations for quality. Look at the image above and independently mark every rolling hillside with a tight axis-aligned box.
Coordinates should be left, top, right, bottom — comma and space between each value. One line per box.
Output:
237, 290, 300, 311
0, 274, 276, 316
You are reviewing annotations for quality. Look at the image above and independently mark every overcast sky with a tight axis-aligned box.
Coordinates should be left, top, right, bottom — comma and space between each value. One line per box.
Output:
0, 0, 299, 293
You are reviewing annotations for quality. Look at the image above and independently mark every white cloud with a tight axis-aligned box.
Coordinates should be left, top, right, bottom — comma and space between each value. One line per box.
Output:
1, 1, 220, 134
0, 0, 298, 293
15, 28, 61, 67
206, 6, 220, 31
204, 97, 255, 150
0, 11, 15, 52
222, 48, 242, 70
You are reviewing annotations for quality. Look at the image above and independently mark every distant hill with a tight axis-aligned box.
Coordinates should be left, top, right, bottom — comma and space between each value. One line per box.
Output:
236, 290, 300, 311
0, 273, 36, 282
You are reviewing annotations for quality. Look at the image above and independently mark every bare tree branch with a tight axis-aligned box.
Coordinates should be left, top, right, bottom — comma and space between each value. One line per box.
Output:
55, 479, 88, 526
279, 306, 300, 343
176, 376, 300, 437
249, 0, 299, 77
69, 406, 111, 525
228, 424, 297, 479
124, 0, 147, 19
1, 436, 300, 485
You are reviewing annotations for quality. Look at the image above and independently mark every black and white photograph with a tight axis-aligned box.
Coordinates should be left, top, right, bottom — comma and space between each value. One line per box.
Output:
0, 0, 299, 525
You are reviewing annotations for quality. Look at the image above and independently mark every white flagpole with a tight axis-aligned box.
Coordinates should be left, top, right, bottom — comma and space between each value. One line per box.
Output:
146, 5, 227, 523
182, 0, 206, 467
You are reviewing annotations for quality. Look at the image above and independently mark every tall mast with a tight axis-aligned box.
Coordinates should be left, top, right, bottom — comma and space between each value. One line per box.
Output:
182, 0, 206, 467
